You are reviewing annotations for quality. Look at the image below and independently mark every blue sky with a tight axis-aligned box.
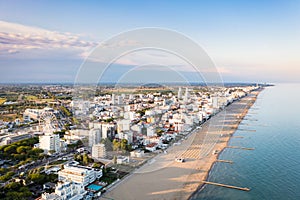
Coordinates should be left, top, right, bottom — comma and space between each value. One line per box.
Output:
0, 0, 300, 83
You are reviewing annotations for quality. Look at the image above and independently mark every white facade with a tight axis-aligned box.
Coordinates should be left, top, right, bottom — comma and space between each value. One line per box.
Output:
55, 181, 86, 200
101, 122, 117, 139
58, 164, 102, 186
146, 126, 155, 137
117, 119, 130, 132
88, 128, 101, 148
130, 150, 145, 158
39, 134, 60, 154
92, 143, 106, 159
178, 87, 182, 99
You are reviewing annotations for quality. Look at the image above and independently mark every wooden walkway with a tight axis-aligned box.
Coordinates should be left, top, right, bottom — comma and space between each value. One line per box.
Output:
202, 181, 250, 191
216, 160, 233, 164
227, 146, 255, 150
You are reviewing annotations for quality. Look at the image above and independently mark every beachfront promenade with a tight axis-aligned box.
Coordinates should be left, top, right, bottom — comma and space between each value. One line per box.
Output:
102, 91, 260, 200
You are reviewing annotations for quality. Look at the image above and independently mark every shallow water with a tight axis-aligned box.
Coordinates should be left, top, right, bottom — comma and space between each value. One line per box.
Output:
191, 84, 300, 200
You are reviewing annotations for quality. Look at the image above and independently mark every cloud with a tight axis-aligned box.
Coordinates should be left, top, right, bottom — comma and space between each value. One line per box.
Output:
0, 20, 97, 59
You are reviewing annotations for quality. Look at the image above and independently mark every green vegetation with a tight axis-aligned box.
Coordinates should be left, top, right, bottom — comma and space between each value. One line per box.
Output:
0, 171, 15, 182
100, 167, 118, 185
60, 106, 72, 117
67, 140, 83, 152
25, 95, 38, 101
1, 182, 32, 200
0, 98, 6, 105
103, 117, 114, 123
74, 153, 94, 166
136, 108, 150, 116
0, 137, 45, 168
92, 162, 102, 169
112, 139, 131, 152
72, 117, 79, 125
53, 130, 66, 138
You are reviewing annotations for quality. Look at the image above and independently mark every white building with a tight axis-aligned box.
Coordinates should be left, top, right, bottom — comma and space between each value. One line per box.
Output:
101, 122, 117, 139
92, 143, 106, 159
39, 134, 60, 154
184, 87, 189, 102
40, 193, 60, 200
117, 131, 133, 144
40, 181, 86, 200
117, 95, 123, 105
89, 128, 101, 148
55, 181, 86, 200
130, 150, 145, 158
117, 119, 130, 132
146, 126, 155, 137
178, 87, 182, 99
111, 94, 115, 105
58, 164, 102, 186
212, 96, 219, 109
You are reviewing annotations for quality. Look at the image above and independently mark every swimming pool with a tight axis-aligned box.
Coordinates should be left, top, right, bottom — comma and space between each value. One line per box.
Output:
87, 184, 103, 191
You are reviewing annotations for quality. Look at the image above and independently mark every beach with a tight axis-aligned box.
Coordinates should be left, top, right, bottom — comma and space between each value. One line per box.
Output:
102, 90, 261, 200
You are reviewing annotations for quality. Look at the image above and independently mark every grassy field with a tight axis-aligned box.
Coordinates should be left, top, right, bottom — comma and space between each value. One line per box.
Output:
0, 98, 6, 105
25, 95, 38, 101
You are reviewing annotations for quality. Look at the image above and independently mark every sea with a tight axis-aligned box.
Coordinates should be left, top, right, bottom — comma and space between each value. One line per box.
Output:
191, 84, 300, 200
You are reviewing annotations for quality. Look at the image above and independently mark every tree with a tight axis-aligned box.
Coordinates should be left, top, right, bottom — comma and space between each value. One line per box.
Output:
93, 163, 102, 169
0, 171, 15, 182
4, 182, 21, 190
120, 139, 128, 152
101, 138, 113, 151
82, 154, 89, 166
48, 150, 56, 155
112, 139, 121, 151
16, 146, 31, 154
3, 145, 17, 154
28, 173, 46, 184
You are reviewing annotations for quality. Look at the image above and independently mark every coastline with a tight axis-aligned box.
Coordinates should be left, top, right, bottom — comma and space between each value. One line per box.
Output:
102, 89, 263, 200
188, 89, 262, 199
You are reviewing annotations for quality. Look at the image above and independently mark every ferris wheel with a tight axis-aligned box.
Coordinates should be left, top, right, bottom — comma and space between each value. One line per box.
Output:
39, 110, 59, 133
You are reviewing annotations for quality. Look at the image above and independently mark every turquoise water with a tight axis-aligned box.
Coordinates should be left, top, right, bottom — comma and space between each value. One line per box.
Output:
191, 84, 300, 200
87, 184, 103, 191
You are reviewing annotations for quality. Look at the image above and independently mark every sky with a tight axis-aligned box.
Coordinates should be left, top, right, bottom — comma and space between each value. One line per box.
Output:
0, 0, 300, 83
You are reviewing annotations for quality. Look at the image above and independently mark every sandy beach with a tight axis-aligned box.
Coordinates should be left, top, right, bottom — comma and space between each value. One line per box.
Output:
102, 90, 261, 200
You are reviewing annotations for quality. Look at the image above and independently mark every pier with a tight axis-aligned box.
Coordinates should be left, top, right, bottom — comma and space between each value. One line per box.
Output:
232, 136, 244, 138
202, 181, 250, 191
244, 118, 258, 121
216, 160, 233, 164
238, 128, 256, 132
227, 146, 255, 150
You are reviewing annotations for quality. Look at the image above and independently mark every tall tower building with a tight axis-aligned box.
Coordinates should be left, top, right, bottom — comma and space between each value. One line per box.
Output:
92, 143, 106, 159
178, 87, 182, 99
111, 94, 115, 105
184, 87, 189, 102
89, 128, 101, 148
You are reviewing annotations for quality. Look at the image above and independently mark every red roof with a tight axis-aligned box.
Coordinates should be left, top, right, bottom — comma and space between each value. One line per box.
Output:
146, 142, 157, 147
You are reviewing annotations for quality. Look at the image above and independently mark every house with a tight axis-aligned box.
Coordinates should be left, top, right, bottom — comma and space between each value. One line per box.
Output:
145, 143, 158, 152
130, 150, 145, 158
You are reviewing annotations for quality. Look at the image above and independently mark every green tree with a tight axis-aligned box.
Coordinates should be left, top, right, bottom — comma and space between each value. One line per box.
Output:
3, 145, 17, 154
28, 173, 46, 184
0, 171, 15, 182
82, 154, 89, 165
92, 163, 102, 169
120, 139, 128, 152
112, 139, 120, 151
4, 182, 21, 190
16, 146, 31, 154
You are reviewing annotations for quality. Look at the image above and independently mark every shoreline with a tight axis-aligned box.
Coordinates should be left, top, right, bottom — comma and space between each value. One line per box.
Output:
102, 89, 263, 200
188, 88, 262, 199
